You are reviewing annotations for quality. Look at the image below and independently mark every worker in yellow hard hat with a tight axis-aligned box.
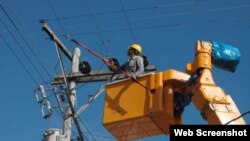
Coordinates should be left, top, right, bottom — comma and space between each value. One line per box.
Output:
121, 43, 144, 79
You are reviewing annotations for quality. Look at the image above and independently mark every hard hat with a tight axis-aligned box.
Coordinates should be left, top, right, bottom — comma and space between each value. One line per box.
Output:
128, 44, 142, 54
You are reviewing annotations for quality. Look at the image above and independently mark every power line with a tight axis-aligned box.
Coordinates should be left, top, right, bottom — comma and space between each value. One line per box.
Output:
81, 0, 110, 55
131, 3, 250, 22
16, 2, 249, 41
78, 117, 97, 141
81, 0, 102, 39
46, 1, 198, 22
0, 32, 39, 86
71, 129, 89, 141
225, 110, 250, 125
0, 4, 19, 31
119, 0, 136, 42
73, 127, 115, 140
56, 16, 250, 37
0, 17, 46, 82
50, 3, 250, 38
2, 2, 53, 80
98, 3, 250, 25
81, 131, 115, 140
47, 0, 67, 34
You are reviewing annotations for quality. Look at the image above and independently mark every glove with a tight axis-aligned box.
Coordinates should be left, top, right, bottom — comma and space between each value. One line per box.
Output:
108, 58, 120, 72
126, 73, 136, 80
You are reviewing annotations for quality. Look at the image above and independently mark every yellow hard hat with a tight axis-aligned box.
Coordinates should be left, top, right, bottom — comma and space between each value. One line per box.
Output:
128, 43, 142, 54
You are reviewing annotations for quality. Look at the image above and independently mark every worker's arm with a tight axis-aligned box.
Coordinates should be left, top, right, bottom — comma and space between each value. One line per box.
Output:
134, 56, 144, 76
120, 61, 128, 71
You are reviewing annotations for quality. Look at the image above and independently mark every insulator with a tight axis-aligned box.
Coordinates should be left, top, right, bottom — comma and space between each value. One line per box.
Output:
41, 99, 52, 119
40, 85, 46, 98
34, 85, 53, 119
34, 85, 47, 103
79, 61, 91, 74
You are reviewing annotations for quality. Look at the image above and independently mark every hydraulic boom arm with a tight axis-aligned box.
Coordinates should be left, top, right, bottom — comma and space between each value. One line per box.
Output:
184, 40, 245, 124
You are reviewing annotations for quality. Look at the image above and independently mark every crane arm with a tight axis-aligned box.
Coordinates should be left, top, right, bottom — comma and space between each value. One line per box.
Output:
184, 40, 245, 124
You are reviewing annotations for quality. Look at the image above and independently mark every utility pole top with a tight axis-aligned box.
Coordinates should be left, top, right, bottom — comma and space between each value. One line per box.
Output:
41, 20, 73, 60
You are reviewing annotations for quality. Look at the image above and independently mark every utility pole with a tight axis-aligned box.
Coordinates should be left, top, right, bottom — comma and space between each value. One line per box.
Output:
40, 20, 84, 141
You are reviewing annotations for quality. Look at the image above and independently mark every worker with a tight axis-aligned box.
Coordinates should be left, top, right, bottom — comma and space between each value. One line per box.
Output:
120, 43, 144, 79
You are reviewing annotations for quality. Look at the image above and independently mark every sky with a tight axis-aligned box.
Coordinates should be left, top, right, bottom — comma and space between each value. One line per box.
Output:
0, 0, 250, 141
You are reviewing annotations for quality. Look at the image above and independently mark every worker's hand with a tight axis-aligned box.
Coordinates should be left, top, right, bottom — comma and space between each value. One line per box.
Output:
107, 58, 120, 72
126, 73, 136, 80
132, 73, 137, 80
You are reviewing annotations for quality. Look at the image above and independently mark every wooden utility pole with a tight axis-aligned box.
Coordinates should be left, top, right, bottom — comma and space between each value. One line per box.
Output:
41, 21, 84, 141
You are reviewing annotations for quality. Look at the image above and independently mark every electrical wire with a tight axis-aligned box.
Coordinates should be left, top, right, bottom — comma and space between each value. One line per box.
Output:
1, 2, 53, 80
82, 131, 115, 140
50, 3, 250, 38
81, 0, 110, 56
0, 17, 46, 82
53, 60, 60, 74
48, 2, 250, 31
225, 110, 250, 125
57, 15, 250, 37
119, 0, 136, 42
81, 0, 102, 40
0, 4, 19, 31
46, 1, 199, 22
0, 32, 39, 85
131, 3, 250, 22
72, 126, 115, 141
47, 0, 67, 34
78, 117, 97, 141
72, 129, 89, 141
